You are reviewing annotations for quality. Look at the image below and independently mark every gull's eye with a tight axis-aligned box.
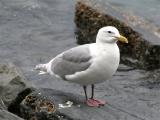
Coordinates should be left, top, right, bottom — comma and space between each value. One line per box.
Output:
107, 31, 113, 34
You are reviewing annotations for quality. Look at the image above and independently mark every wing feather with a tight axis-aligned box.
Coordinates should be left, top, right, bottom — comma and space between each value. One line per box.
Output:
52, 45, 92, 79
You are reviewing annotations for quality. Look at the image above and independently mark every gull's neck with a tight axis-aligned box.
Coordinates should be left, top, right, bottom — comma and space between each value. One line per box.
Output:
96, 36, 104, 43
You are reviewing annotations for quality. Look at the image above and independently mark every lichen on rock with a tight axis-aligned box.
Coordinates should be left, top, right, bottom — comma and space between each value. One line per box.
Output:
75, 0, 160, 70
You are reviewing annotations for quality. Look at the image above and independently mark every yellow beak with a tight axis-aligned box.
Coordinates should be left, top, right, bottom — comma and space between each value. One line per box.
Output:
116, 35, 128, 43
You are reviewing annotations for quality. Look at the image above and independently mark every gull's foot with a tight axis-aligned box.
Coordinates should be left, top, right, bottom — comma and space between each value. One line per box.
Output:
86, 99, 106, 107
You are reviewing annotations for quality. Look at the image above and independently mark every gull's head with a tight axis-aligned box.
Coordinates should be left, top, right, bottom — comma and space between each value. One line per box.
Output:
96, 26, 128, 44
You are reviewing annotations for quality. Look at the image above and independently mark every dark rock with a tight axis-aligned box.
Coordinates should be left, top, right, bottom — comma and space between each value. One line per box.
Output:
20, 91, 57, 120
4, 67, 160, 120
8, 88, 34, 117
9, 87, 160, 120
0, 63, 32, 108
75, 0, 160, 70
9, 88, 79, 120
0, 110, 24, 120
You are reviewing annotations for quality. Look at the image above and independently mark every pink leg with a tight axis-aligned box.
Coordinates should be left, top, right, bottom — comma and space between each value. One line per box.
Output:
86, 98, 106, 107
83, 85, 106, 107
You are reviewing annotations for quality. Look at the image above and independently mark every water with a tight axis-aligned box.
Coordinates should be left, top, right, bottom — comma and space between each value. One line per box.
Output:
0, 0, 79, 90
106, 0, 160, 27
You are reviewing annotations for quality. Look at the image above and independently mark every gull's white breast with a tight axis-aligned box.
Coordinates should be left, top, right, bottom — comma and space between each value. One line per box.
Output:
65, 43, 120, 85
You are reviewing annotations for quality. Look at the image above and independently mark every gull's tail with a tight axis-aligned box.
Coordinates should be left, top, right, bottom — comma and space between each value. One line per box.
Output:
35, 63, 48, 75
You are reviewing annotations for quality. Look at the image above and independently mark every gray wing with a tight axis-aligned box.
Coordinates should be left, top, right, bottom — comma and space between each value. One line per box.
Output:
51, 44, 92, 80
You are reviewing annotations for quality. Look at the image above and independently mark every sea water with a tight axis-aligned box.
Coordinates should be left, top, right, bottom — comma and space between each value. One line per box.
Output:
106, 0, 160, 26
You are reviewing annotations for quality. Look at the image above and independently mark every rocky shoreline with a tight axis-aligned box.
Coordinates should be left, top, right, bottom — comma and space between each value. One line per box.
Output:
1, 0, 160, 120
1, 62, 160, 120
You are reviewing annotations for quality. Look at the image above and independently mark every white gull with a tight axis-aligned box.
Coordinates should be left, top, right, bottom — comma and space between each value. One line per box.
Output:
35, 26, 128, 107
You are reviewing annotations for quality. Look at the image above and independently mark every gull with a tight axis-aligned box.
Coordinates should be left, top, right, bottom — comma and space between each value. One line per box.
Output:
35, 26, 128, 107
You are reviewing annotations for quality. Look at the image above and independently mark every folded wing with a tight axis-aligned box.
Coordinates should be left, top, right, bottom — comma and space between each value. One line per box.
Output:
51, 44, 92, 80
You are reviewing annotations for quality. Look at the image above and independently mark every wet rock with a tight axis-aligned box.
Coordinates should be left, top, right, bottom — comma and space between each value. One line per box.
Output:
75, 0, 160, 70
8, 88, 34, 117
0, 110, 24, 120
2, 63, 159, 120
8, 86, 160, 120
0, 63, 32, 108
139, 69, 160, 89
11, 88, 83, 120
20, 91, 57, 120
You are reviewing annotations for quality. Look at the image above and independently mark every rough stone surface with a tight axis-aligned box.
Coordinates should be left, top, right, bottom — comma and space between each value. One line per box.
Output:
75, 0, 160, 70
10, 89, 78, 120
8, 72, 160, 120
0, 110, 24, 120
20, 91, 57, 120
0, 63, 32, 108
